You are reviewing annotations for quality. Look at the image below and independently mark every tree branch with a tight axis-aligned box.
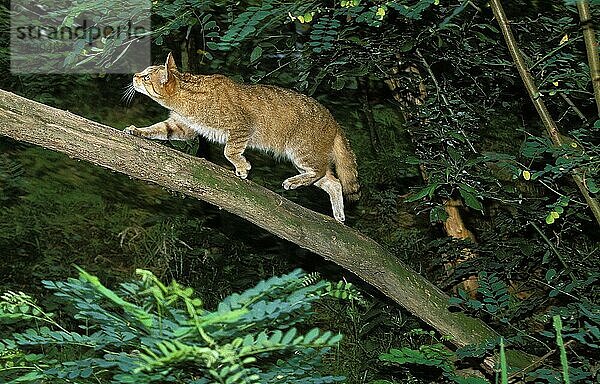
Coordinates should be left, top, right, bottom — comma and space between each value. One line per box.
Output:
0, 88, 536, 370
490, 0, 600, 228
576, 0, 600, 118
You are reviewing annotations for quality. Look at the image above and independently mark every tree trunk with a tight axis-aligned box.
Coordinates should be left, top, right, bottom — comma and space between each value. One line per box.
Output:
576, 0, 600, 118
0, 88, 536, 370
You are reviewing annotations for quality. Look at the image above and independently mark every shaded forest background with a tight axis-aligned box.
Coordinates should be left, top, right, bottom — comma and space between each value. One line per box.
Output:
0, 0, 599, 383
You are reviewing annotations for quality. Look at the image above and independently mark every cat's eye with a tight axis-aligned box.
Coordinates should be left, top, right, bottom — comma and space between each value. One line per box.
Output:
142, 74, 150, 81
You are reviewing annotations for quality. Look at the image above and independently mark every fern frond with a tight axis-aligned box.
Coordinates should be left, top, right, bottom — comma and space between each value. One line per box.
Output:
0, 269, 346, 383
218, 3, 283, 51
302, 272, 322, 287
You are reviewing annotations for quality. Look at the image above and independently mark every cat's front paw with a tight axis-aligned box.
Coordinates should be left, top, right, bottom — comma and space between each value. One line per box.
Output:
123, 125, 139, 136
233, 160, 251, 179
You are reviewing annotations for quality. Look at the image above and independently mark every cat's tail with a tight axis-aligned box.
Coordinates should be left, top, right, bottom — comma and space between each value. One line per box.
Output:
332, 131, 360, 201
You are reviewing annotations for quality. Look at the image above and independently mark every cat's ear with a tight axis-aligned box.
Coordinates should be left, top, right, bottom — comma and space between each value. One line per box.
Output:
165, 52, 177, 72
161, 52, 177, 84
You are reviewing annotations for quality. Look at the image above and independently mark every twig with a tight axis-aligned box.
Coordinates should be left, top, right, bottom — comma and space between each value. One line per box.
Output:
256, 59, 294, 82
560, 93, 588, 123
529, 36, 581, 71
507, 339, 575, 381
415, 49, 477, 153
360, 93, 380, 154
532, 278, 579, 301
529, 222, 576, 281
467, 0, 482, 13
537, 179, 587, 206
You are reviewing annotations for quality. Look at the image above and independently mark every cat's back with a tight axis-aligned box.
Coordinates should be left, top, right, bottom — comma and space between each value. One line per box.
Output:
177, 72, 235, 95
238, 81, 339, 136
175, 73, 339, 144
178, 73, 333, 120
240, 82, 327, 113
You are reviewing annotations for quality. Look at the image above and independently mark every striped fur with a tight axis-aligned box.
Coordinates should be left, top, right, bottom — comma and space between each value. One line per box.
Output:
124, 53, 360, 222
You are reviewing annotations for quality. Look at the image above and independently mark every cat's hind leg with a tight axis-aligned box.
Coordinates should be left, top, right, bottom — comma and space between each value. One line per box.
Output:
282, 156, 326, 191
124, 118, 196, 140
314, 172, 345, 222
286, 153, 345, 222
284, 155, 344, 221
282, 169, 321, 190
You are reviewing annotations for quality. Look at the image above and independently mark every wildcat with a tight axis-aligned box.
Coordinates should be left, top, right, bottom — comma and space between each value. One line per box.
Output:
124, 53, 359, 222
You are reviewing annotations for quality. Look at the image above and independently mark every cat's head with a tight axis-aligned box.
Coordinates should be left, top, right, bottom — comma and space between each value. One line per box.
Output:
132, 53, 179, 102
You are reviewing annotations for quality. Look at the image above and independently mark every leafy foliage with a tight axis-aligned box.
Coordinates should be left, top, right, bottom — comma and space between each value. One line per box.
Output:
303, 272, 366, 305
0, 269, 345, 383
379, 329, 488, 384
447, 271, 599, 383
0, 153, 26, 206
449, 272, 512, 318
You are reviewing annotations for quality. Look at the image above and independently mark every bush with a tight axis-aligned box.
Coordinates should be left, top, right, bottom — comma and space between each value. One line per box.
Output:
0, 268, 344, 383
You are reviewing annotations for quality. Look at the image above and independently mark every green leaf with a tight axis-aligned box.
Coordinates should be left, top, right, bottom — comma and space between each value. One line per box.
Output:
587, 179, 599, 193
250, 46, 263, 63
315, 330, 332, 344
405, 183, 438, 202
458, 183, 477, 194
304, 328, 320, 344
429, 206, 449, 223
459, 188, 483, 211
332, 77, 345, 90
281, 328, 297, 344
327, 333, 343, 345
269, 330, 283, 344
499, 337, 508, 384
405, 156, 421, 165
447, 146, 461, 162
242, 334, 254, 346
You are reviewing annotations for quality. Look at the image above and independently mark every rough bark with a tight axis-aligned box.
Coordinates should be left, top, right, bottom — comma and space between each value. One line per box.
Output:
0, 88, 535, 369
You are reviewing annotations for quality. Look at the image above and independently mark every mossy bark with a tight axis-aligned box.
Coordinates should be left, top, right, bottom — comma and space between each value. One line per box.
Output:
0, 89, 536, 370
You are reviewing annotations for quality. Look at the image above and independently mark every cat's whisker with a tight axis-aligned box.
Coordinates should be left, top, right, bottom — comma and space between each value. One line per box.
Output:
121, 83, 137, 106
121, 84, 133, 95
120, 85, 131, 100
127, 87, 136, 101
